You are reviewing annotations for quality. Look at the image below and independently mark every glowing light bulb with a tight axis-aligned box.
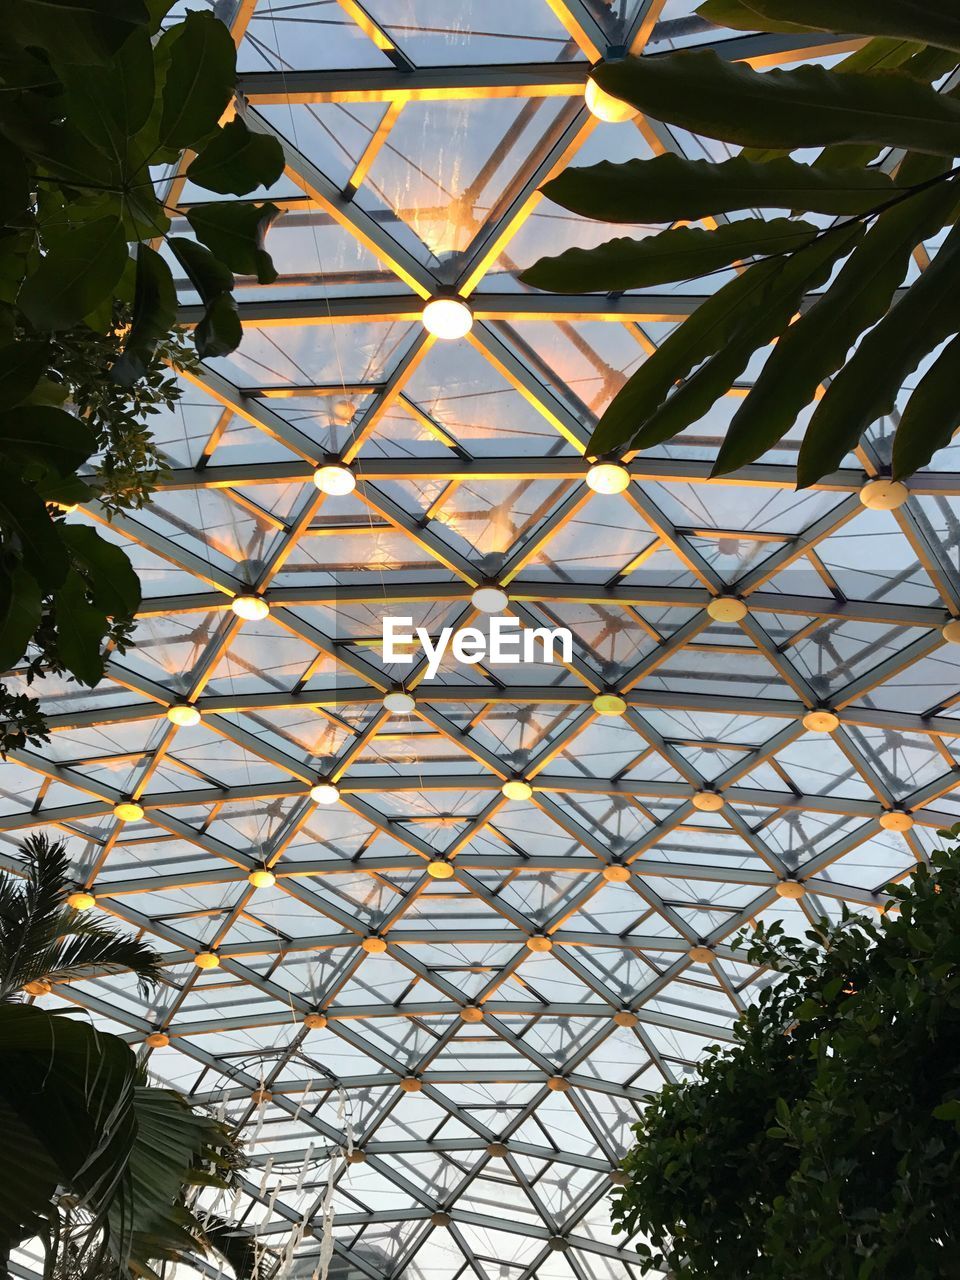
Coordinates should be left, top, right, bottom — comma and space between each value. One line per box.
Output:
859, 479, 908, 510
114, 800, 144, 823
775, 880, 806, 900
592, 693, 627, 717
879, 810, 914, 832
691, 790, 724, 813
613, 1009, 637, 1028
526, 935, 553, 953
66, 890, 96, 911
706, 596, 747, 623
194, 950, 220, 969
313, 463, 356, 496
802, 709, 840, 733
471, 585, 509, 613
459, 1005, 484, 1023
942, 619, 960, 644
501, 779, 533, 802
586, 461, 630, 494
332, 398, 356, 424
231, 594, 269, 621
688, 946, 715, 965
601, 864, 631, 883
426, 859, 454, 879
399, 1077, 422, 1093
145, 1031, 170, 1048
24, 979, 52, 996
383, 690, 416, 714
361, 936, 387, 954
547, 1076, 570, 1092
422, 296, 473, 340
167, 702, 201, 728
310, 782, 340, 805
584, 76, 639, 123
303, 1012, 328, 1029
248, 868, 276, 889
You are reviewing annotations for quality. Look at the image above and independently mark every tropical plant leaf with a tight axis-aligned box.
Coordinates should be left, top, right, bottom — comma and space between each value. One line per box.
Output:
61, 525, 141, 619
592, 51, 960, 157
696, 0, 807, 32
0, 405, 96, 476
185, 201, 281, 283
0, 479, 70, 589
0, 566, 42, 672
714, 167, 960, 477
17, 215, 129, 332
0, 340, 48, 410
169, 237, 243, 357
54, 568, 108, 686
797, 218, 960, 485
539, 153, 908, 225
521, 219, 819, 291
186, 119, 285, 196
0, 0, 151, 65
893, 332, 960, 477
195, 292, 243, 358
736, 1, 960, 54
112, 245, 178, 386
60, 29, 156, 157
589, 222, 863, 457
153, 9, 236, 153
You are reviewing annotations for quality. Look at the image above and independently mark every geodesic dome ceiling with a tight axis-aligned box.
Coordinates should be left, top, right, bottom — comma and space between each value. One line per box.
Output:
5, 2, 960, 1278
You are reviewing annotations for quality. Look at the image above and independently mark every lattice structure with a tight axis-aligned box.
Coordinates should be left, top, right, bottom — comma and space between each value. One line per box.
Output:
4, 2, 960, 1278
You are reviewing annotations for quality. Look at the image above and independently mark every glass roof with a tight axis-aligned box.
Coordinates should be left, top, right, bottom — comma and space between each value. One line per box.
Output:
6, 3, 960, 1278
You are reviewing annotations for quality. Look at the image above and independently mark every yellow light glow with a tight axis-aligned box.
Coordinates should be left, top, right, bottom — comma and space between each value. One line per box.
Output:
313, 464, 357, 496
252, 1088, 273, 1105
231, 594, 270, 621
775, 880, 806, 900
688, 946, 715, 965
346, 1150, 366, 1164
526, 935, 553, 953
586, 462, 630, 495
303, 1012, 328, 1029
426, 859, 454, 879
248, 868, 276, 888
24, 979, 52, 996
145, 1031, 170, 1048
422, 296, 473, 340
502, 779, 533, 802
601, 864, 631, 883
310, 782, 340, 805
613, 1009, 637, 1028
383, 690, 416, 714
114, 800, 144, 823
879, 810, 914, 833
547, 1076, 570, 1092
66, 890, 96, 911
692, 790, 724, 812
459, 1005, 484, 1023
584, 76, 639, 123
592, 693, 627, 717
332, 398, 356, 424
361, 936, 387, 954
859, 479, 908, 510
167, 702, 201, 728
471, 585, 509, 613
706, 596, 748, 623
400, 1077, 422, 1093
802, 709, 840, 733
943, 619, 960, 644
194, 950, 220, 969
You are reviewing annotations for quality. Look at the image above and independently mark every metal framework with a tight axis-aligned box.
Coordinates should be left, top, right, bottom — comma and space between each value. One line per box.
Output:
6, 3, 960, 1280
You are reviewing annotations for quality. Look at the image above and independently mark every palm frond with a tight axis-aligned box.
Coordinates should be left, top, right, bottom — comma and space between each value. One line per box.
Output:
41, 928, 163, 998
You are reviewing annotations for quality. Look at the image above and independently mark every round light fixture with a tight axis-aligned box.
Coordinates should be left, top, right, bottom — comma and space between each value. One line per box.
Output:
691, 790, 724, 812
775, 879, 806, 900
167, 702, 201, 728
399, 1077, 422, 1093
194, 950, 220, 969
688, 946, 715, 965
67, 889, 96, 911
310, 781, 341, 805
613, 1009, 638, 1028
383, 690, 416, 714
426, 859, 454, 880
526, 934, 553, 953
942, 619, 960, 644
485, 1142, 508, 1157
332, 398, 356, 424
361, 936, 387, 955
547, 1076, 570, 1092
248, 867, 276, 889
471, 584, 509, 613
24, 978, 52, 996
422, 296, 473, 340
251, 1088, 273, 1105
430, 1211, 451, 1227
859, 478, 908, 511
113, 800, 144, 823
586, 461, 630, 495
802, 709, 840, 733
303, 1012, 328, 1030
879, 810, 914, 833
231, 594, 269, 622
592, 692, 627, 717
313, 463, 356, 496
706, 596, 747, 623
501, 778, 533, 802
346, 1150, 366, 1165
584, 76, 639, 123
460, 1005, 484, 1023
602, 864, 631, 883
548, 1237, 569, 1252
145, 1031, 170, 1048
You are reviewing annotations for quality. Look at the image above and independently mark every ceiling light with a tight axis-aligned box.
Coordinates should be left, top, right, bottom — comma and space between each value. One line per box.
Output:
802, 709, 840, 733
361, 936, 387, 954
422, 296, 473, 340
248, 868, 276, 888
691, 790, 724, 812
167, 702, 200, 728
601, 864, 631, 883
430, 1211, 451, 1227
24, 979, 52, 996
613, 1009, 638, 1028
879, 810, 914, 832
346, 1150, 366, 1164
194, 950, 220, 969
501, 779, 533, 802
145, 1031, 170, 1048
310, 781, 340, 805
688, 946, 715, 965
426, 859, 454, 880
471, 584, 509, 613
400, 1077, 422, 1093
66, 890, 96, 911
859, 479, 908, 510
231, 594, 269, 621
526, 935, 553, 953
547, 1076, 570, 1092
586, 461, 630, 494
113, 800, 144, 823
303, 1012, 328, 1030
706, 596, 747, 623
459, 1005, 484, 1023
383, 690, 416, 714
592, 693, 627, 717
251, 1088, 272, 1105
775, 879, 806, 900
313, 463, 356, 496
332, 398, 356, 424
584, 76, 639, 124
942, 619, 960, 644
486, 1141, 508, 1157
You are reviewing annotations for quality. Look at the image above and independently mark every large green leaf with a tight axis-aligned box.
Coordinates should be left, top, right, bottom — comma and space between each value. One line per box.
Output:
696, 0, 807, 32
17, 215, 129, 331
0, 136, 29, 225
0, 565, 42, 671
0, 405, 96, 475
186, 119, 285, 196
0, 0, 151, 64
0, 480, 70, 588
521, 219, 819, 291
112, 245, 178, 386
195, 292, 242, 359
153, 10, 236, 153
540, 154, 907, 225
798, 218, 960, 485
593, 51, 960, 157
736, 1, 960, 54
589, 222, 862, 456
60, 29, 156, 158
185, 201, 281, 283
715, 171, 960, 477
169, 237, 243, 358
62, 525, 141, 619
0, 340, 47, 410
0, 1003, 138, 1255
54, 568, 108, 685
893, 332, 960, 477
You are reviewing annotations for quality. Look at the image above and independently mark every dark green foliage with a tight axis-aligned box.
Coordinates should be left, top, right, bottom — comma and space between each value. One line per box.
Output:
0, 1, 283, 755
522, 4, 960, 484
612, 839, 960, 1278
